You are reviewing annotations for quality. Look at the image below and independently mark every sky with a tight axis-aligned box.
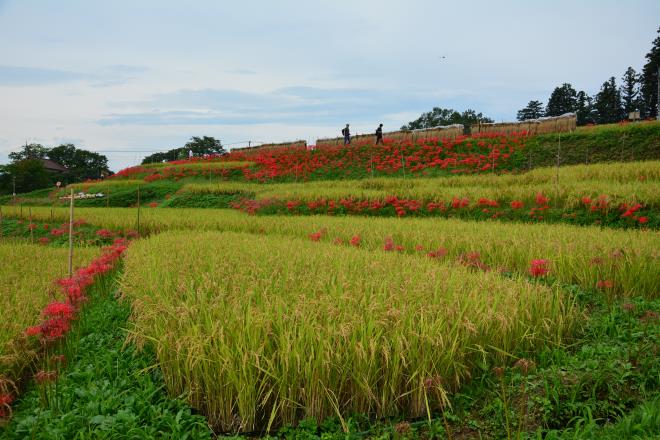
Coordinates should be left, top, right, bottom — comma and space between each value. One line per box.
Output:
0, 0, 658, 171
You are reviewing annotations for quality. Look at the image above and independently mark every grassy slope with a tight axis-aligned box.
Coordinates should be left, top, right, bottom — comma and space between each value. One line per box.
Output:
1, 121, 659, 209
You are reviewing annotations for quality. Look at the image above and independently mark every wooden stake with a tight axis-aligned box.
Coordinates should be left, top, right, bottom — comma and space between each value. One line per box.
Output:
137, 185, 141, 236
68, 189, 74, 278
29, 206, 33, 243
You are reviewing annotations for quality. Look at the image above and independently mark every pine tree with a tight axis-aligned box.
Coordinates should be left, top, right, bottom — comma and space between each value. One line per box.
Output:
621, 66, 640, 115
516, 100, 544, 121
575, 91, 595, 125
545, 83, 578, 116
594, 77, 624, 124
640, 27, 660, 118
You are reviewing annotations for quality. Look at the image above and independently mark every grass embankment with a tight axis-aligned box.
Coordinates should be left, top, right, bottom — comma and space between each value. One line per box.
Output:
0, 271, 211, 439
525, 121, 660, 168
122, 231, 575, 432
6, 207, 658, 298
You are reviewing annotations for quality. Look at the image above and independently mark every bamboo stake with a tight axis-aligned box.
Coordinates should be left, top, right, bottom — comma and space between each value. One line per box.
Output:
29, 207, 33, 243
68, 189, 74, 278
555, 133, 561, 209
137, 185, 141, 236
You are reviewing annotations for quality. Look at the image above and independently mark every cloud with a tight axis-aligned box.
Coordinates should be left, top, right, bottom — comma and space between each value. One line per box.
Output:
0, 65, 89, 86
0, 64, 148, 87
99, 86, 473, 127
224, 68, 257, 75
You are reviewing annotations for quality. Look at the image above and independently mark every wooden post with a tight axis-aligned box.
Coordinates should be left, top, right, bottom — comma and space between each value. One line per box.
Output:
137, 185, 141, 236
68, 189, 74, 278
555, 133, 561, 209
29, 207, 33, 243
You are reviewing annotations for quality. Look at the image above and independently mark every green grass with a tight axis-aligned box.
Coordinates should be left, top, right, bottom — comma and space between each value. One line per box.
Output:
524, 121, 660, 169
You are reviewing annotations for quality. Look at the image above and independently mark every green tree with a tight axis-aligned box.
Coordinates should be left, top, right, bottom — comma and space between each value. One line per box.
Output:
621, 66, 641, 114
184, 136, 225, 156
47, 144, 111, 181
575, 91, 596, 125
545, 83, 578, 116
0, 160, 53, 194
640, 27, 660, 118
401, 107, 493, 131
141, 136, 225, 164
8, 143, 49, 162
516, 100, 544, 121
593, 77, 624, 124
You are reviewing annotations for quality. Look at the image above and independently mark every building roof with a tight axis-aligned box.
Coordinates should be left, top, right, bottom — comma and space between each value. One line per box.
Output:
40, 159, 68, 173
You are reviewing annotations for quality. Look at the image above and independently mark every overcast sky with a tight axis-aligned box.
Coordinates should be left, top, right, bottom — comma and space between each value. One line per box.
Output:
0, 0, 658, 171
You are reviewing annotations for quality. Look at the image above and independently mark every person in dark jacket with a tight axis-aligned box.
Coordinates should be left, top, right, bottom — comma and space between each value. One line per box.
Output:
375, 123, 383, 144
342, 124, 351, 145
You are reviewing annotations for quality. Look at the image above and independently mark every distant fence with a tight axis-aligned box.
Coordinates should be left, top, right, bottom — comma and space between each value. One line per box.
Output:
231, 140, 307, 153
471, 113, 576, 136
315, 124, 464, 148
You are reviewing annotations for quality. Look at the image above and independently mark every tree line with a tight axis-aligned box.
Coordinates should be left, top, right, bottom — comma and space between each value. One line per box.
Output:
404, 28, 660, 129
0, 143, 111, 195
517, 27, 659, 124
0, 136, 225, 195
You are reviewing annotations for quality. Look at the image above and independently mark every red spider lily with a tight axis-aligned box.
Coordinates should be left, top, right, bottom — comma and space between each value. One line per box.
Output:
383, 237, 395, 251
581, 197, 592, 205
0, 393, 14, 418
596, 280, 614, 290
43, 224, 50, 230
349, 235, 361, 247
25, 325, 41, 337
414, 244, 424, 252
42, 302, 75, 320
309, 231, 323, 242
50, 354, 66, 366
510, 200, 524, 209
477, 198, 499, 208
27, 223, 37, 231
38, 237, 50, 246
96, 229, 114, 239
459, 252, 490, 271
451, 197, 470, 209
394, 245, 405, 252
529, 259, 550, 277
427, 248, 448, 259
34, 370, 58, 384
638, 216, 648, 224
148, 202, 159, 208
535, 193, 549, 206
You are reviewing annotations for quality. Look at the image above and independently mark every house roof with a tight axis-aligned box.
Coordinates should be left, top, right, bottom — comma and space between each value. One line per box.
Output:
40, 159, 68, 172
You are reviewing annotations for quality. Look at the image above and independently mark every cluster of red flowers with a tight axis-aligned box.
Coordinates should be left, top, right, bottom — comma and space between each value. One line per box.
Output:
24, 239, 129, 343
0, 393, 13, 418
529, 259, 550, 277
619, 202, 648, 224
108, 133, 529, 184
228, 133, 528, 181
0, 239, 130, 420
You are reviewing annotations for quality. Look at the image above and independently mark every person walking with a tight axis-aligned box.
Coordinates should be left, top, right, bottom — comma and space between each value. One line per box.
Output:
342, 124, 351, 145
375, 123, 383, 144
